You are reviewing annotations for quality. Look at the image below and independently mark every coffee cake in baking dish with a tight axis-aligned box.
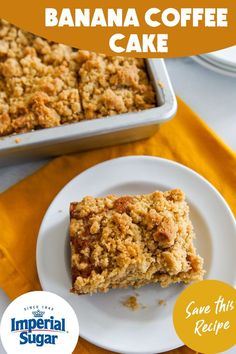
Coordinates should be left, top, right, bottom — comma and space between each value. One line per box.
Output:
69, 189, 204, 295
0, 19, 156, 136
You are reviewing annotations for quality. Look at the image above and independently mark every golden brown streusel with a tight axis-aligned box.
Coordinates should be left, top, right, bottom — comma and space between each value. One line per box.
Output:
69, 189, 204, 295
0, 19, 83, 136
0, 20, 156, 136
77, 51, 156, 119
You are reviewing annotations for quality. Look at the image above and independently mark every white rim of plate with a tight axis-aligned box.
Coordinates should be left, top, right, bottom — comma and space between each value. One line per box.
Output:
191, 55, 236, 78
204, 46, 236, 69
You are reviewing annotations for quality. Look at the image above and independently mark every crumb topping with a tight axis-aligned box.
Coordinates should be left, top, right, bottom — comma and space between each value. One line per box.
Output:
0, 20, 156, 136
70, 189, 204, 295
77, 51, 156, 119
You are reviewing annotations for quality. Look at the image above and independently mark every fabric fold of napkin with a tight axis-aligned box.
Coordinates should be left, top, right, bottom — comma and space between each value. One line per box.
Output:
0, 97, 235, 354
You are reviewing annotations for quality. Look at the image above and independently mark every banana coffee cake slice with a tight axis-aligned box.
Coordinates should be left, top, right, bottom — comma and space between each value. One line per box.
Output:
69, 189, 204, 295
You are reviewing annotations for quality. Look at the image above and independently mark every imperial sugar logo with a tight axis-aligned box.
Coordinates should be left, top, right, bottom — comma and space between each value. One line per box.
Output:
0, 291, 79, 354
11, 308, 65, 346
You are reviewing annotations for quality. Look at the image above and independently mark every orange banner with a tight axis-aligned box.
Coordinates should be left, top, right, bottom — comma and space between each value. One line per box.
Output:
0, 0, 236, 57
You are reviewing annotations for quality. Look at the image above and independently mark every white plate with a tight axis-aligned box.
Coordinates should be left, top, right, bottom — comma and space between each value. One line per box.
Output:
192, 55, 236, 78
37, 156, 236, 354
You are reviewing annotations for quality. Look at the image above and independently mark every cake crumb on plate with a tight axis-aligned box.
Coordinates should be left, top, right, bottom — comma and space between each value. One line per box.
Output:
158, 299, 167, 306
123, 296, 142, 311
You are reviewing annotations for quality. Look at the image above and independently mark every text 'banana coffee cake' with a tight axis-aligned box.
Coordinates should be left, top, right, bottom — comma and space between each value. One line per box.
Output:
69, 189, 204, 295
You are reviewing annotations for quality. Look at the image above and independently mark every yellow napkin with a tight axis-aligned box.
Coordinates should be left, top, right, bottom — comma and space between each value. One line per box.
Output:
0, 97, 235, 354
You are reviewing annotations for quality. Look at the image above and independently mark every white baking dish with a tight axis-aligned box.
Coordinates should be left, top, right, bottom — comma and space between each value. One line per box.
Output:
0, 59, 177, 165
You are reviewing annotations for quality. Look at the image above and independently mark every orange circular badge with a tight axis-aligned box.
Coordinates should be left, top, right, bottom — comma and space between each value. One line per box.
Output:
173, 280, 236, 353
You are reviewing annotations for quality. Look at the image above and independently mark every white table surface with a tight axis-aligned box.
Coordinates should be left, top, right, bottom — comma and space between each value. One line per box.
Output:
0, 57, 235, 354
